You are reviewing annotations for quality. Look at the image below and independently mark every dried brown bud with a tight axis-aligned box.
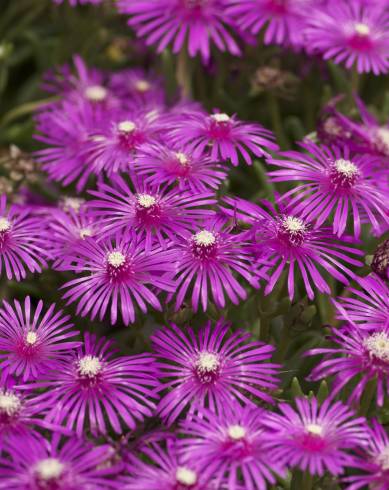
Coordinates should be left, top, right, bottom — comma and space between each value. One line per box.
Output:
371, 239, 389, 281
251, 66, 299, 99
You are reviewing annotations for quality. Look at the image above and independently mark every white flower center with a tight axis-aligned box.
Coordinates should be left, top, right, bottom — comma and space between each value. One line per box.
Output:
364, 332, 389, 362
136, 193, 156, 208
63, 197, 85, 213
334, 159, 359, 177
193, 230, 216, 246
25, 331, 38, 345
175, 152, 189, 165
176, 467, 197, 486
79, 227, 92, 239
107, 251, 126, 268
35, 458, 64, 480
78, 355, 102, 377
354, 22, 370, 36
196, 352, 219, 372
135, 80, 151, 92
377, 446, 389, 471
306, 423, 323, 436
211, 113, 230, 123
85, 85, 108, 102
378, 127, 389, 148
227, 425, 246, 440
0, 391, 21, 416
0, 217, 11, 232
282, 216, 306, 233
117, 120, 136, 133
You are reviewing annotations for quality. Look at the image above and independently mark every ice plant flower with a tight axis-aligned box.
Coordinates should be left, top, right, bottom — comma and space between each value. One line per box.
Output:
171, 219, 262, 311
0, 195, 49, 281
221, 197, 363, 299
263, 397, 368, 476
88, 176, 216, 250
152, 320, 280, 424
179, 402, 286, 490
308, 323, 389, 406
116, 0, 241, 60
29, 333, 158, 436
168, 110, 278, 165
305, 0, 389, 74
61, 234, 176, 325
344, 420, 389, 490
133, 143, 228, 192
267, 141, 389, 237
0, 296, 79, 382
0, 435, 122, 489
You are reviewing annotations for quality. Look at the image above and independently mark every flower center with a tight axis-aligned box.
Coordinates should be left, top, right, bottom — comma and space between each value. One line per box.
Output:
134, 80, 151, 92
364, 332, 389, 363
79, 227, 92, 239
35, 458, 64, 481
25, 331, 38, 345
107, 251, 126, 268
377, 446, 389, 471
377, 127, 389, 155
210, 113, 230, 124
306, 423, 323, 436
278, 215, 307, 247
227, 425, 246, 441
0, 217, 11, 233
354, 22, 370, 36
0, 391, 21, 416
175, 152, 189, 166
329, 159, 359, 189
191, 230, 217, 260
78, 355, 102, 377
117, 120, 136, 133
85, 85, 108, 102
195, 352, 220, 384
136, 193, 156, 208
176, 467, 198, 486
193, 230, 216, 246
62, 197, 85, 213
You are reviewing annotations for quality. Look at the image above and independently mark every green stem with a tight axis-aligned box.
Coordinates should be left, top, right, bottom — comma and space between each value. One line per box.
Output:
359, 378, 376, 416
267, 93, 288, 149
176, 49, 192, 99
0, 97, 58, 127
351, 68, 360, 95
302, 471, 313, 490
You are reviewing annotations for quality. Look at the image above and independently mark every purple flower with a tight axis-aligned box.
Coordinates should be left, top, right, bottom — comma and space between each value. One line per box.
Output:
0, 196, 49, 281
61, 234, 176, 325
29, 333, 158, 436
221, 197, 363, 299
152, 320, 280, 425
267, 141, 389, 237
308, 323, 389, 406
0, 296, 79, 382
179, 402, 286, 490
133, 143, 228, 192
305, 0, 389, 74
0, 435, 122, 489
262, 397, 368, 476
171, 219, 261, 311
344, 420, 389, 490
168, 110, 278, 165
88, 175, 216, 250
116, 0, 241, 60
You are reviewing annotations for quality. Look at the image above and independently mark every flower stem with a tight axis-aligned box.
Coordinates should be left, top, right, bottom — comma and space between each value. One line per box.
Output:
351, 68, 360, 95
176, 49, 192, 99
359, 378, 376, 416
267, 92, 288, 149
302, 471, 313, 490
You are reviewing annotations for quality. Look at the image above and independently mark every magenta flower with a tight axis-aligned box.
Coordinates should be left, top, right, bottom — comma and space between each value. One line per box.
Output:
344, 420, 389, 490
0, 196, 49, 281
168, 110, 278, 165
61, 234, 176, 325
263, 397, 368, 476
171, 219, 261, 312
0, 435, 122, 489
267, 141, 389, 237
179, 402, 286, 490
88, 175, 216, 250
152, 320, 279, 425
116, 0, 241, 60
305, 0, 389, 74
133, 143, 228, 192
309, 323, 389, 407
0, 296, 79, 382
221, 197, 363, 299
29, 333, 158, 436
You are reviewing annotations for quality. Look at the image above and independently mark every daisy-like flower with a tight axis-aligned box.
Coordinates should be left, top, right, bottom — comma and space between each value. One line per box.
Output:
267, 141, 389, 237
0, 296, 79, 382
116, 0, 241, 60
226, 0, 313, 47
152, 320, 280, 425
221, 197, 363, 300
333, 274, 389, 330
0, 195, 49, 281
179, 402, 286, 490
88, 176, 216, 250
0, 435, 122, 489
29, 333, 158, 436
305, 0, 389, 74
61, 233, 176, 325
344, 420, 389, 490
263, 397, 368, 476
168, 110, 278, 165
133, 143, 228, 192
171, 219, 261, 312
308, 323, 389, 406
